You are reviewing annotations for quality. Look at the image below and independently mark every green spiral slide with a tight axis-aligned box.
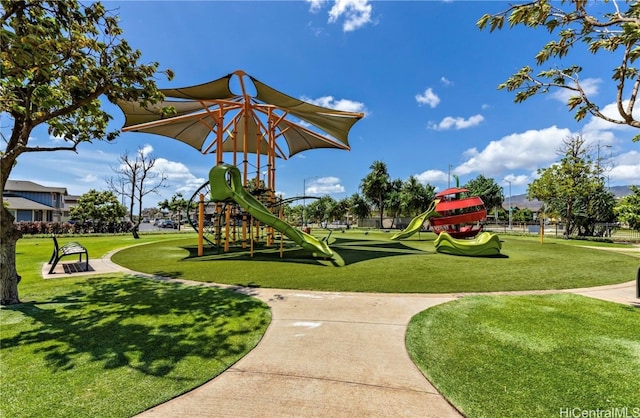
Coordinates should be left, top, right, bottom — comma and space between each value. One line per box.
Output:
390, 199, 441, 240
208, 164, 333, 258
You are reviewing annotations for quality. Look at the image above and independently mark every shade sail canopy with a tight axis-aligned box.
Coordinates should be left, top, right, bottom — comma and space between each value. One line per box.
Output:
116, 70, 364, 159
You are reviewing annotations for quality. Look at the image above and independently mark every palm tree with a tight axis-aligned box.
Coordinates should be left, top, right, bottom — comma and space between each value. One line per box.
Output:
349, 193, 371, 226
385, 178, 403, 229
360, 160, 391, 228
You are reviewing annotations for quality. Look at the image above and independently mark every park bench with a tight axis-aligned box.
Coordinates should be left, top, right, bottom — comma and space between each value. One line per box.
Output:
48, 234, 89, 274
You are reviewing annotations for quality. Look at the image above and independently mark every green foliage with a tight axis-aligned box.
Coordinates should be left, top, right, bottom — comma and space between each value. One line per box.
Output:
0, 0, 172, 303
385, 178, 404, 223
463, 174, 504, 211
349, 192, 371, 222
527, 135, 611, 237
1, 0, 173, 171
158, 193, 188, 219
401, 176, 435, 216
512, 207, 534, 223
478, 0, 640, 141
69, 189, 126, 223
305, 195, 337, 224
360, 160, 391, 225
328, 197, 351, 223
615, 185, 640, 231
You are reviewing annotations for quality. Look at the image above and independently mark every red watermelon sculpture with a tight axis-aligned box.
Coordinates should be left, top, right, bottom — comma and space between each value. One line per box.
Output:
430, 187, 487, 239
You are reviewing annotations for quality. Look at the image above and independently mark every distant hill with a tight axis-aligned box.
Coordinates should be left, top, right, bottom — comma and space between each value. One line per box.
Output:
503, 185, 634, 210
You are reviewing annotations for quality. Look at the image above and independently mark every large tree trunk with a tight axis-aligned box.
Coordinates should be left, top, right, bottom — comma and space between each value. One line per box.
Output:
1, 206, 22, 305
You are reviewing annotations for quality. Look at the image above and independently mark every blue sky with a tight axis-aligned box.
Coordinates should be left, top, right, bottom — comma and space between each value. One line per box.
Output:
7, 1, 640, 207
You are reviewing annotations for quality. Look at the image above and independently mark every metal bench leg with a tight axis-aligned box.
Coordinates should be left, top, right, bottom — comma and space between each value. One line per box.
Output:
48, 258, 59, 274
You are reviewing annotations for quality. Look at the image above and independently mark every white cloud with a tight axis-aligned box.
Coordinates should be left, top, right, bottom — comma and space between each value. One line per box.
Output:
582, 100, 640, 135
415, 88, 440, 108
140, 144, 154, 157
549, 78, 601, 103
301, 95, 367, 114
328, 0, 373, 32
455, 125, 573, 177
80, 174, 98, 183
306, 0, 326, 13
306, 176, 345, 194
440, 77, 453, 87
502, 174, 530, 186
153, 158, 205, 198
49, 134, 65, 143
415, 169, 448, 184
429, 114, 484, 131
609, 150, 640, 184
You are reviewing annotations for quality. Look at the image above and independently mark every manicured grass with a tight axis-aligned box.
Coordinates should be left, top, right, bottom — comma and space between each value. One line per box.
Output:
1, 234, 270, 417
406, 294, 640, 418
4, 232, 638, 416
112, 231, 639, 292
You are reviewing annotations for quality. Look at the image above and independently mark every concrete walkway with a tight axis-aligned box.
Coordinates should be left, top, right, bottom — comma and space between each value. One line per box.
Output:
42, 246, 639, 417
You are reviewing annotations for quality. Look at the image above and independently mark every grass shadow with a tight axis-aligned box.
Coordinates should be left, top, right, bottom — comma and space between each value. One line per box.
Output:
3, 276, 269, 376
177, 235, 428, 267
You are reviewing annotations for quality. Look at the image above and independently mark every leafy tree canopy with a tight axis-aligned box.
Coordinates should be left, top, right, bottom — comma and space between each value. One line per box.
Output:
69, 189, 125, 223
360, 160, 391, 226
1, 0, 174, 180
1, 0, 171, 304
527, 135, 608, 237
463, 174, 504, 211
478, 0, 640, 141
615, 185, 640, 230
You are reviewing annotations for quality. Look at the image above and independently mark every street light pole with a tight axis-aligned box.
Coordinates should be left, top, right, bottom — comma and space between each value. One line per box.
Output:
596, 141, 612, 179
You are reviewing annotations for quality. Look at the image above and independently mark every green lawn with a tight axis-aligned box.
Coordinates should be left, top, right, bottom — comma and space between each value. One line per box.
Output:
112, 230, 638, 292
1, 233, 270, 417
406, 294, 640, 418
3, 232, 638, 417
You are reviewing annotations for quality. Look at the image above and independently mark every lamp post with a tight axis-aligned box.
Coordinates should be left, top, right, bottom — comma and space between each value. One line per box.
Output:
596, 141, 612, 179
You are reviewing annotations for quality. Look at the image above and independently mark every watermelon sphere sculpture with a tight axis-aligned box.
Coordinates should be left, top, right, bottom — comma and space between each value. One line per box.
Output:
430, 187, 487, 239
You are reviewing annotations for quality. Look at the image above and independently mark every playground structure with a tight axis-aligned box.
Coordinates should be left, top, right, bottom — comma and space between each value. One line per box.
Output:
430, 187, 487, 239
390, 199, 440, 240
209, 164, 333, 257
117, 70, 363, 257
434, 231, 502, 257
391, 188, 501, 256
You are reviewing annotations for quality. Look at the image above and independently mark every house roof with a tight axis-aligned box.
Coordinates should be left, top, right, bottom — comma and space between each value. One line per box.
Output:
5, 180, 67, 195
4, 196, 55, 211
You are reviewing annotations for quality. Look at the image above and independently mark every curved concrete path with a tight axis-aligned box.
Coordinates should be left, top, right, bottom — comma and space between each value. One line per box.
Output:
139, 289, 462, 417
42, 245, 639, 417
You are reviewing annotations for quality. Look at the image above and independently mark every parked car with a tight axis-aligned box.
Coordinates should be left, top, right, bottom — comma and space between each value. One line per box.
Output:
159, 220, 176, 229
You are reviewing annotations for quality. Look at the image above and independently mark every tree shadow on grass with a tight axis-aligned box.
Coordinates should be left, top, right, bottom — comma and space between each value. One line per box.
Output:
177, 236, 429, 267
3, 275, 269, 376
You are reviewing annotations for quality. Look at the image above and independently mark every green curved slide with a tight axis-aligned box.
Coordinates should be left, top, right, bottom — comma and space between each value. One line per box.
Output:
434, 231, 502, 257
209, 164, 333, 258
390, 199, 441, 240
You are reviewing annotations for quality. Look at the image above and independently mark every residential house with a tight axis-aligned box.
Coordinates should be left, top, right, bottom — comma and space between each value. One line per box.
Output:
3, 180, 68, 222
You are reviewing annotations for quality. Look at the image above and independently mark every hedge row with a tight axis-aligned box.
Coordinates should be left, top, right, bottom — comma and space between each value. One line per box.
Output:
14, 221, 134, 235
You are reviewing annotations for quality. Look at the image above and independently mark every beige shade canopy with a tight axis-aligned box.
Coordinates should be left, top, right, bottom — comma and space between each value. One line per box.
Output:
116, 70, 364, 159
